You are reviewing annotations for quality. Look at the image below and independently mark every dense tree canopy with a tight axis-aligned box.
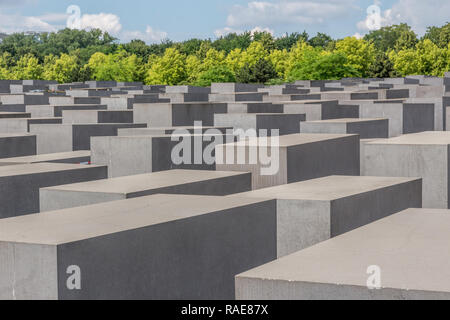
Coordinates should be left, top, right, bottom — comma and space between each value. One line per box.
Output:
0, 23, 448, 84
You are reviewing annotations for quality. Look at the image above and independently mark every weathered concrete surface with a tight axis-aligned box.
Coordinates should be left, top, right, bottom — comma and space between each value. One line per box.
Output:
236, 176, 421, 257
0, 151, 90, 165
300, 118, 389, 139
236, 209, 450, 300
26, 104, 108, 118
0, 134, 36, 158
40, 170, 252, 211
0, 194, 276, 300
216, 133, 360, 189
0, 117, 62, 134
62, 110, 133, 124
0, 163, 107, 218
363, 131, 450, 208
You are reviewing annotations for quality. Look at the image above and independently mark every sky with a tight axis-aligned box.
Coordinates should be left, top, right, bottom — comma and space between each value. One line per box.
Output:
0, 0, 448, 43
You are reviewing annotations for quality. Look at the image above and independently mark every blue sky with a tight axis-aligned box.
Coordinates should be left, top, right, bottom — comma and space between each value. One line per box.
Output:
0, 0, 448, 42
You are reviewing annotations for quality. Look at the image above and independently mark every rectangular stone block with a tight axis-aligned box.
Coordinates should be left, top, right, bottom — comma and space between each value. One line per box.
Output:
225, 102, 284, 114
0, 163, 107, 218
160, 93, 209, 103
0, 104, 26, 113
92, 132, 234, 178
0, 151, 90, 165
0, 118, 62, 134
214, 113, 305, 135
62, 110, 133, 124
211, 83, 264, 93
209, 93, 265, 102
48, 96, 101, 105
0, 112, 31, 119
362, 132, 450, 208
117, 126, 231, 136
236, 209, 450, 300
0, 94, 49, 105
165, 86, 211, 94
134, 102, 227, 127
300, 118, 389, 139
237, 176, 421, 257
0, 134, 36, 158
283, 100, 343, 121
40, 169, 252, 211
216, 133, 360, 189
0, 194, 276, 300
30, 123, 147, 154
26, 104, 108, 118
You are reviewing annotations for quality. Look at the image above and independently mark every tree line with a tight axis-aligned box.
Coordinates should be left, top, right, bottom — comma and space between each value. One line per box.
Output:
0, 23, 448, 85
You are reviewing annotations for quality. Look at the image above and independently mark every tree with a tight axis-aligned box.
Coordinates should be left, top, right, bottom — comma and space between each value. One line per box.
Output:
0, 52, 12, 80
252, 31, 275, 51
145, 48, 187, 85
43, 53, 79, 83
236, 58, 277, 84
309, 32, 333, 48
287, 51, 358, 81
274, 32, 309, 50
335, 37, 376, 77
195, 65, 236, 87
268, 49, 289, 79
212, 32, 252, 53
11, 54, 43, 80
423, 23, 450, 48
368, 52, 398, 78
364, 23, 417, 52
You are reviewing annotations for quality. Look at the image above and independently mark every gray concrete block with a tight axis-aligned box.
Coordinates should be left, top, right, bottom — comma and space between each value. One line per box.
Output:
165, 86, 211, 94
30, 123, 147, 154
117, 126, 231, 136
133, 102, 226, 127
48, 96, 102, 105
0, 163, 107, 219
214, 113, 305, 136
0, 134, 36, 158
283, 100, 343, 121
161, 93, 210, 103
85, 81, 117, 88
26, 104, 108, 118
40, 169, 252, 211
62, 110, 133, 124
362, 132, 450, 208
0, 94, 49, 105
236, 176, 421, 257
209, 93, 265, 102
236, 209, 450, 300
211, 83, 264, 93
0, 104, 26, 112
226, 102, 284, 114
0, 118, 62, 134
0, 194, 276, 299
92, 132, 234, 178
0, 112, 31, 119
0, 151, 90, 165
216, 133, 360, 189
300, 118, 389, 139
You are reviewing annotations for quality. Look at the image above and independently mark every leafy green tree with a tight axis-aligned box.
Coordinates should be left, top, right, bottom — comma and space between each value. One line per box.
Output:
274, 32, 309, 50
11, 54, 43, 80
212, 32, 252, 53
195, 65, 236, 86
335, 37, 376, 77
252, 31, 275, 51
268, 49, 289, 79
87, 49, 143, 82
423, 23, 450, 48
236, 58, 277, 84
43, 54, 80, 83
287, 51, 358, 81
364, 23, 417, 52
309, 32, 333, 48
0, 53, 12, 79
368, 52, 399, 78
122, 39, 152, 61
145, 48, 187, 85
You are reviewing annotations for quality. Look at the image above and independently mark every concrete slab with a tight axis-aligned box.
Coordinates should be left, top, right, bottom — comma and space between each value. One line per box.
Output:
62, 110, 133, 124
236, 176, 421, 257
117, 126, 231, 136
214, 113, 305, 136
300, 118, 389, 139
216, 133, 360, 189
0, 134, 36, 158
40, 169, 252, 211
30, 123, 147, 154
362, 131, 450, 208
92, 132, 234, 178
236, 209, 450, 300
0, 151, 90, 165
0, 112, 31, 119
26, 104, 108, 118
0, 194, 276, 300
0, 117, 62, 134
0, 163, 107, 218
283, 100, 352, 121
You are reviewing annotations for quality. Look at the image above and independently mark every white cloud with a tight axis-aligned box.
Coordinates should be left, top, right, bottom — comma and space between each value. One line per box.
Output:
0, 13, 57, 33
357, 0, 450, 36
121, 26, 168, 43
225, 0, 358, 27
214, 26, 274, 38
79, 13, 122, 34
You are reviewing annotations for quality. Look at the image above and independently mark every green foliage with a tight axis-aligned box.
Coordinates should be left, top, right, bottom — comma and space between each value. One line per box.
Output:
287, 51, 358, 81
423, 23, 450, 48
11, 54, 43, 80
87, 49, 143, 82
43, 54, 80, 83
145, 48, 187, 85
364, 23, 418, 52
195, 65, 236, 87
236, 58, 277, 84
309, 32, 333, 48
368, 52, 399, 78
335, 37, 376, 77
